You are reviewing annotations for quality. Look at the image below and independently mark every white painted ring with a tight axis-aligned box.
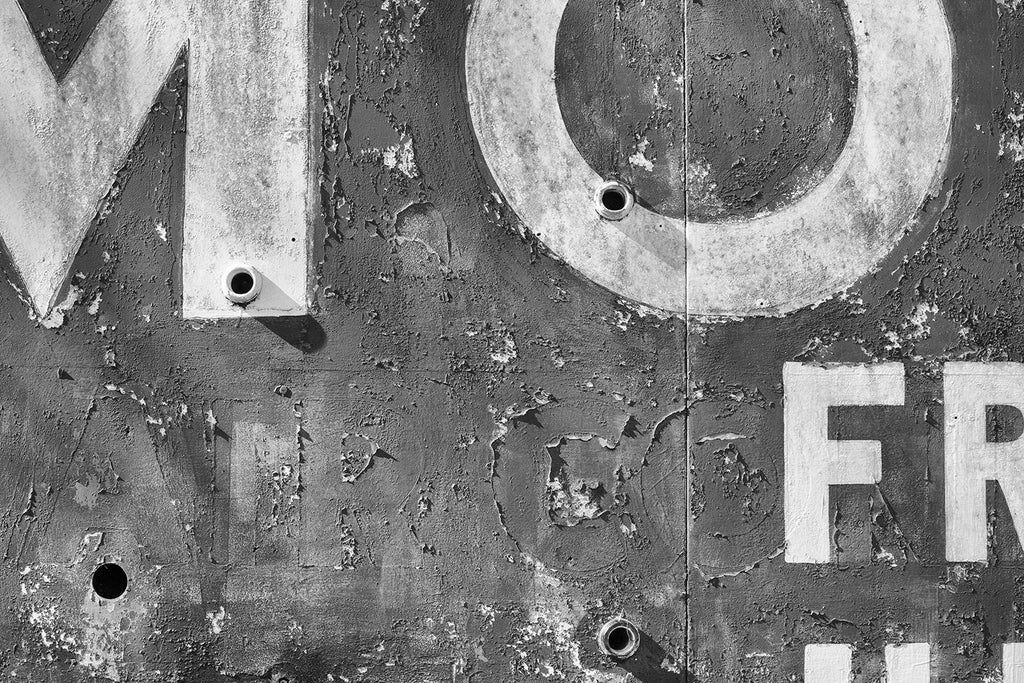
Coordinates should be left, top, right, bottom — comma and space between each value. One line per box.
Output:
466, 0, 953, 316
222, 264, 263, 305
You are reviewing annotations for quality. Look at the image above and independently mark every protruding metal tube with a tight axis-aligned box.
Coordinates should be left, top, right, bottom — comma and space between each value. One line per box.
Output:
594, 179, 634, 221
597, 617, 641, 659
222, 264, 262, 305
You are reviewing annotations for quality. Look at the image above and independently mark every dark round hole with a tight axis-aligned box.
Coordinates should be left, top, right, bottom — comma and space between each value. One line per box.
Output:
601, 188, 627, 212
92, 563, 128, 600
230, 271, 255, 295
606, 625, 633, 653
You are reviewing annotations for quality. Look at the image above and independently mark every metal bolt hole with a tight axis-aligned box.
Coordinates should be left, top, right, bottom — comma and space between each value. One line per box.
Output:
92, 563, 128, 600
601, 188, 627, 212
230, 271, 255, 296
594, 180, 634, 220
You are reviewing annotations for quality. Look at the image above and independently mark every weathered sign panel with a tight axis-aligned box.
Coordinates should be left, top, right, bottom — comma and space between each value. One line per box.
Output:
1, 0, 1023, 681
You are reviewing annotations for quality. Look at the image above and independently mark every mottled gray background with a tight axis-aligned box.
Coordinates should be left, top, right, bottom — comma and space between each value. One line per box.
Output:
1, 0, 1022, 681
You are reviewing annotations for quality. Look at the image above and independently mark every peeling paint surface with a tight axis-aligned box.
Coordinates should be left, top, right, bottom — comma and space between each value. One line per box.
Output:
0, 0, 1022, 681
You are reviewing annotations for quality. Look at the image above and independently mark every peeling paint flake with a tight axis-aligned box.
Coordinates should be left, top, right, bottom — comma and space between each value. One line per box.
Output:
381, 134, 420, 178
37, 277, 85, 329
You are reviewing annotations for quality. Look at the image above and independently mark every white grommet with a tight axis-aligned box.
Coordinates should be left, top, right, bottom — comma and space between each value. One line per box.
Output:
594, 180, 634, 221
597, 617, 641, 659
222, 264, 262, 305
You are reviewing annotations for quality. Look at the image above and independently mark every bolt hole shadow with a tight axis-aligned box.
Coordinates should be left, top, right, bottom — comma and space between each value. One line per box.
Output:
616, 628, 690, 683
255, 315, 327, 353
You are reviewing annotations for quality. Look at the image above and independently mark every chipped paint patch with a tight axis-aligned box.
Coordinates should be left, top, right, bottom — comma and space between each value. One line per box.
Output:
1001, 91, 1024, 162
79, 586, 148, 682
628, 137, 655, 172
508, 559, 626, 682
685, 155, 727, 218
37, 277, 85, 329
381, 134, 420, 178
466, 320, 518, 365
206, 606, 230, 634
73, 475, 103, 509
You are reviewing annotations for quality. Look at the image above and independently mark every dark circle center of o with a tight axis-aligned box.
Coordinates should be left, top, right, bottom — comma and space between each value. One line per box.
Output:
92, 563, 128, 599
230, 272, 255, 295
555, 0, 856, 221
607, 626, 632, 652
601, 188, 626, 212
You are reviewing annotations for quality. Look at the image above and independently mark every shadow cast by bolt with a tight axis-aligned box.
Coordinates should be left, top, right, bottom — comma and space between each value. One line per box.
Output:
614, 627, 687, 683
255, 315, 327, 353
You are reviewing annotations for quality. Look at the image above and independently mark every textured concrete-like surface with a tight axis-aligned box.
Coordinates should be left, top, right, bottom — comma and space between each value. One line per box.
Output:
0, 0, 1022, 681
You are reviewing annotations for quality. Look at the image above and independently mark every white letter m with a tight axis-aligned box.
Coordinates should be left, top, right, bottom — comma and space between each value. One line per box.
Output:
0, 0, 310, 319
